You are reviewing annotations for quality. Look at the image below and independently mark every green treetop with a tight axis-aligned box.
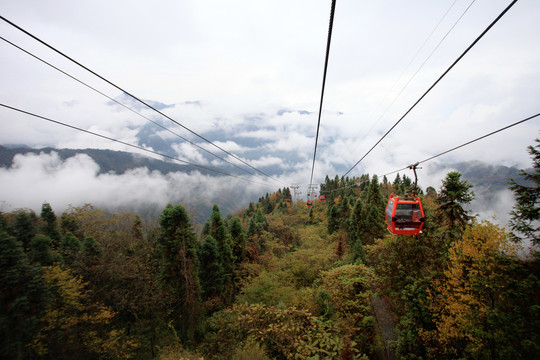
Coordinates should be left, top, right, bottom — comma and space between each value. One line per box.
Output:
509, 138, 540, 246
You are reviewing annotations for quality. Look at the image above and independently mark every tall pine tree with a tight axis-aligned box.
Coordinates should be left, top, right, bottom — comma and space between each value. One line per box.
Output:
508, 138, 540, 246
349, 199, 367, 262
40, 203, 61, 247
364, 175, 386, 242
208, 205, 235, 304
229, 217, 246, 264
366, 175, 386, 212
198, 236, 225, 303
436, 171, 475, 243
328, 205, 339, 234
157, 204, 201, 342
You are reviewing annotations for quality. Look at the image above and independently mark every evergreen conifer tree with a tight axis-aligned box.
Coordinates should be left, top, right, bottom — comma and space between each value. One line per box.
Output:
381, 175, 391, 198
30, 234, 55, 266
265, 200, 273, 214
229, 217, 246, 264
157, 204, 201, 341
365, 175, 386, 240
436, 171, 475, 242
247, 216, 257, 238
59, 231, 81, 266
339, 196, 351, 222
246, 209, 268, 259
40, 203, 61, 247
198, 236, 225, 302
14, 211, 36, 251
284, 187, 292, 202
349, 199, 367, 262
402, 174, 412, 190
367, 175, 386, 212
277, 200, 285, 213
200, 219, 211, 239
0, 231, 47, 358
253, 209, 268, 230
82, 236, 102, 258
208, 205, 235, 303
393, 173, 403, 195
328, 205, 339, 234
352, 238, 366, 263
349, 199, 365, 240
210, 205, 223, 236
364, 205, 385, 244
245, 202, 255, 218
508, 138, 540, 246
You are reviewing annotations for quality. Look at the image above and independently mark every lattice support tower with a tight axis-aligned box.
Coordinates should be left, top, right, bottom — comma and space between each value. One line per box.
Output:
290, 185, 301, 206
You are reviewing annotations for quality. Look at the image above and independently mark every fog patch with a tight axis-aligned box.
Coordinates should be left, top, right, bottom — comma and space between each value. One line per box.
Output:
0, 151, 271, 222
469, 187, 514, 226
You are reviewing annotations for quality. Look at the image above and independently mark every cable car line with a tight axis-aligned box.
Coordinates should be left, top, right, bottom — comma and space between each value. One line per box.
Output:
350, 0, 469, 152
0, 35, 278, 185
319, 111, 538, 196
0, 103, 277, 187
382, 112, 540, 178
0, 15, 288, 187
309, 0, 336, 187
342, 0, 519, 178
356, 0, 476, 147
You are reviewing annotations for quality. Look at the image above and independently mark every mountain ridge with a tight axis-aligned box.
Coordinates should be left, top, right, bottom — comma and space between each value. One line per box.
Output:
0, 145, 212, 176
1, 145, 526, 225
1, 145, 525, 183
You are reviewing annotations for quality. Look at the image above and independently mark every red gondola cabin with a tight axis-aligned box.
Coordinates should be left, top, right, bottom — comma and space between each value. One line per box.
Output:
385, 194, 425, 235
320, 195, 326, 203
306, 199, 313, 207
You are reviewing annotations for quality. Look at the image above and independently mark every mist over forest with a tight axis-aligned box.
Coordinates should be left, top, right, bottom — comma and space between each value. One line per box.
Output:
0, 145, 523, 227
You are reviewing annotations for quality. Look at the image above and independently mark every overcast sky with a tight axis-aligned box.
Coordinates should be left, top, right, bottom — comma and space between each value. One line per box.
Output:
0, 0, 539, 217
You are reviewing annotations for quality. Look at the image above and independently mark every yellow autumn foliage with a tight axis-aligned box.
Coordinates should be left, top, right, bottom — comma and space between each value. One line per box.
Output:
420, 221, 520, 357
30, 265, 138, 359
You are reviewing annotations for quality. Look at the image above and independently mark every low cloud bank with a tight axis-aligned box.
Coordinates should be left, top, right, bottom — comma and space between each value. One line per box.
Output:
0, 152, 272, 222
0, 151, 523, 232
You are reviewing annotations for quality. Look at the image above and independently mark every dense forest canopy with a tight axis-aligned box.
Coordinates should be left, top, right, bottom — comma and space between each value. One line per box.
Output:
1, 141, 539, 359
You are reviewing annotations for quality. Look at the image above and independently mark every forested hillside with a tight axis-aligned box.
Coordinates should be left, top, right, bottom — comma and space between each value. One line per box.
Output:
1, 143, 539, 360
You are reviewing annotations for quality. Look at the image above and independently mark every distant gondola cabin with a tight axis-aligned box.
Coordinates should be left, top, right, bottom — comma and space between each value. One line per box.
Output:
385, 194, 425, 235
320, 195, 326, 203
